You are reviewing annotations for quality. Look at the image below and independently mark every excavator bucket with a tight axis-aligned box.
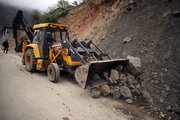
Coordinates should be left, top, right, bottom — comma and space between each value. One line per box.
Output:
75, 59, 129, 89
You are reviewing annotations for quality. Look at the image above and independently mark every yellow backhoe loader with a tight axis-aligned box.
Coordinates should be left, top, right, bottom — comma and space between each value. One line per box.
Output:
10, 10, 128, 89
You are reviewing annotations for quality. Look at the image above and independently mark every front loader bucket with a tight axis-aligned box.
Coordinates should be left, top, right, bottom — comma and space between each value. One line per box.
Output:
75, 59, 129, 89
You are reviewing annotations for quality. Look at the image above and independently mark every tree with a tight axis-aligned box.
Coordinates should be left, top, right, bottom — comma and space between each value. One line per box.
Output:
31, 10, 41, 24
57, 0, 70, 9
72, 1, 78, 6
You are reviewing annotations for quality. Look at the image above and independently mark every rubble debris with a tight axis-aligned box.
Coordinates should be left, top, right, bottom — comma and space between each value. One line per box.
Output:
103, 72, 109, 79
119, 73, 125, 80
111, 88, 121, 99
125, 99, 133, 104
115, 64, 123, 72
127, 55, 141, 67
160, 112, 166, 118
93, 74, 101, 80
99, 84, 111, 96
141, 90, 153, 103
119, 86, 132, 98
123, 37, 132, 43
126, 74, 138, 85
126, 55, 141, 76
126, 62, 141, 76
162, 10, 172, 18
91, 88, 101, 98
173, 10, 180, 17
110, 69, 119, 81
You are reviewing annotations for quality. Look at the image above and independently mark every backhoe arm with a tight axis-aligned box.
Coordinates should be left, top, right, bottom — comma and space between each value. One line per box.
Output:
12, 10, 34, 52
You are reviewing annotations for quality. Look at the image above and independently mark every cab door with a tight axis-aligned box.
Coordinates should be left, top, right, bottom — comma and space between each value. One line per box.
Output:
33, 29, 45, 58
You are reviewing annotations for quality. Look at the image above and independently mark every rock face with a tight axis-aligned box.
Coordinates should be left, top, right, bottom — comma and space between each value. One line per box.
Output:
99, 84, 111, 96
110, 69, 119, 81
125, 99, 133, 104
119, 86, 132, 98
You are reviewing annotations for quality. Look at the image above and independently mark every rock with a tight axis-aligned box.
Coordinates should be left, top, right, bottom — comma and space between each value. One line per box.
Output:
116, 65, 123, 72
127, 55, 141, 67
164, 84, 170, 91
103, 72, 114, 84
166, 105, 171, 110
91, 88, 101, 98
126, 55, 141, 76
126, 74, 137, 84
123, 37, 132, 43
125, 99, 133, 104
99, 84, 111, 96
163, 10, 171, 17
119, 74, 125, 80
160, 112, 166, 118
173, 10, 180, 17
93, 74, 101, 80
119, 86, 132, 98
141, 90, 153, 103
103, 72, 109, 79
129, 0, 135, 4
110, 69, 119, 81
112, 88, 121, 99
99, 13, 103, 16
126, 62, 141, 76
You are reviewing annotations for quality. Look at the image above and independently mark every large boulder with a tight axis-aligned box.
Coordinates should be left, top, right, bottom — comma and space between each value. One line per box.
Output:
126, 56, 142, 76
127, 55, 141, 67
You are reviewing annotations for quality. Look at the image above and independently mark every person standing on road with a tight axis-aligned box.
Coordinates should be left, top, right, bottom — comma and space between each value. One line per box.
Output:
2, 39, 9, 54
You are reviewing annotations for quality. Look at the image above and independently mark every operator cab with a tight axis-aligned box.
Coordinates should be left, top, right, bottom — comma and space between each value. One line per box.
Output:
32, 23, 69, 59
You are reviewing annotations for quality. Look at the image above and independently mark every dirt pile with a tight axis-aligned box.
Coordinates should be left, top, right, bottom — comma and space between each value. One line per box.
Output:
98, 0, 180, 119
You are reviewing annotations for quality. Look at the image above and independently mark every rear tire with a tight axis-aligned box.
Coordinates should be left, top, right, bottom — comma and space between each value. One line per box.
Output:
47, 63, 60, 83
25, 49, 36, 72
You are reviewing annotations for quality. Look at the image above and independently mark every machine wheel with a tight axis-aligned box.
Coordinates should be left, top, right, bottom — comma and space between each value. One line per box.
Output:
47, 63, 60, 83
25, 49, 36, 72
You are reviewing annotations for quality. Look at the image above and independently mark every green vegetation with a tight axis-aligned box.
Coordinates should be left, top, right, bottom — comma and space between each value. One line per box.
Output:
87, 0, 93, 8
31, 10, 41, 24
41, 8, 69, 23
30, 0, 88, 24
72, 1, 78, 6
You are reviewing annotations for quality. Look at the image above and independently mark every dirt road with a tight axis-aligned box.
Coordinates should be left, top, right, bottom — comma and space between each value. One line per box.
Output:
0, 51, 130, 120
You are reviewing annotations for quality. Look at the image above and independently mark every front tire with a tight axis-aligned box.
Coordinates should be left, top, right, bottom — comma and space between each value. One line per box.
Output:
25, 49, 36, 72
47, 63, 60, 83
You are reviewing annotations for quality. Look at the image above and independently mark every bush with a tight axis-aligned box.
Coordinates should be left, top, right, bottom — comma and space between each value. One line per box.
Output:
87, 0, 93, 8
31, 10, 41, 24
40, 8, 69, 23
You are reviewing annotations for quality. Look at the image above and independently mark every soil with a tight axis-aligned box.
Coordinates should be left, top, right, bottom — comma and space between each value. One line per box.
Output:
98, 0, 180, 119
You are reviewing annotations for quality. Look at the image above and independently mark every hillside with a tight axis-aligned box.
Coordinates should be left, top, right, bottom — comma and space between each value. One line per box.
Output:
55, 0, 180, 119
0, 0, 179, 119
